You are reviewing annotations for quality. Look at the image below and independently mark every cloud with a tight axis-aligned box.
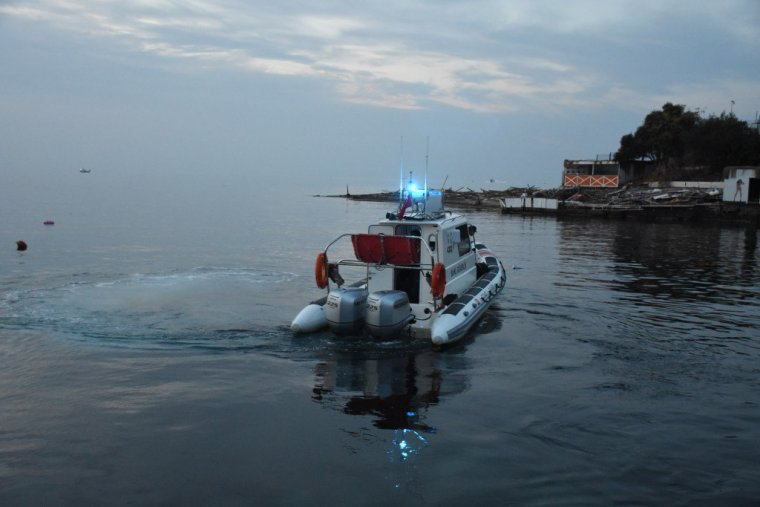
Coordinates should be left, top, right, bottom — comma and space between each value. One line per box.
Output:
2, 0, 758, 115
480, 0, 759, 41
294, 15, 365, 40
242, 56, 321, 77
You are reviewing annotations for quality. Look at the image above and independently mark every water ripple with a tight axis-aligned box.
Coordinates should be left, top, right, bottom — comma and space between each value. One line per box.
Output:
0, 266, 298, 353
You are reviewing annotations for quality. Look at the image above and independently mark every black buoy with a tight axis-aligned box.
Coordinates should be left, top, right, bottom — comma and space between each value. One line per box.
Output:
16, 240, 28, 251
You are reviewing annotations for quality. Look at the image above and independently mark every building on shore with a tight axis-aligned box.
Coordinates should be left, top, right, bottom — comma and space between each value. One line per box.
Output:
563, 156, 652, 188
723, 166, 760, 203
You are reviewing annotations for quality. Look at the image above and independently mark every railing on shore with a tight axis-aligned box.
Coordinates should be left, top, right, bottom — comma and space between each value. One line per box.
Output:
647, 181, 725, 189
500, 197, 559, 213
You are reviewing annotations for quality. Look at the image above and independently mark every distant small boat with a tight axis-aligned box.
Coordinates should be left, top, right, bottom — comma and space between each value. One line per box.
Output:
43, 220, 55, 225
79, 168, 91, 173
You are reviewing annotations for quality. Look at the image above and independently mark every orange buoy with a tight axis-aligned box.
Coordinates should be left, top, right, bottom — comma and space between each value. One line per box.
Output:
431, 263, 446, 298
315, 252, 329, 289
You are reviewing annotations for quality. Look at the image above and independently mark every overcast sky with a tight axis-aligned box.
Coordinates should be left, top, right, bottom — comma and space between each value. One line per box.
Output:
1, 0, 758, 193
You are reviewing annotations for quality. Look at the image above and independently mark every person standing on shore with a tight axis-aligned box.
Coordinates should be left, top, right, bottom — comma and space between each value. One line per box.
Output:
734, 179, 744, 201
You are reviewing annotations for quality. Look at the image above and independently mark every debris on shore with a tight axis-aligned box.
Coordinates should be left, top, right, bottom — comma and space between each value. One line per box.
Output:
325, 184, 724, 209
326, 187, 545, 209
562, 185, 723, 207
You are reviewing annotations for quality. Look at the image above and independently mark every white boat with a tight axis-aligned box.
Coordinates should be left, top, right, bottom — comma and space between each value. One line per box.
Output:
292, 179, 506, 345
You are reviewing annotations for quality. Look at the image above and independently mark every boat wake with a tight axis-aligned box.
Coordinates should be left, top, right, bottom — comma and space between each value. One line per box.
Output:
0, 267, 299, 353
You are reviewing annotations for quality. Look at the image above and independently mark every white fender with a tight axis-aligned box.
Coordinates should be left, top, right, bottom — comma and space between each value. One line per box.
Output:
291, 304, 327, 334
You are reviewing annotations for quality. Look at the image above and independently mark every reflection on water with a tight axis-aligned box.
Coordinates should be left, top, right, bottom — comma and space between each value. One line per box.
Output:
559, 216, 758, 303
311, 346, 470, 473
554, 217, 760, 402
313, 351, 441, 431
557, 219, 760, 302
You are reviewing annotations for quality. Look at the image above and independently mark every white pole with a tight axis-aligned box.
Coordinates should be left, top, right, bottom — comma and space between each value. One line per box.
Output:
399, 136, 404, 205
425, 136, 429, 196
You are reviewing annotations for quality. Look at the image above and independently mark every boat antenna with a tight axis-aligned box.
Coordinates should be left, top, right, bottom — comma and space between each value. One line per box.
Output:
399, 136, 404, 205
424, 137, 429, 197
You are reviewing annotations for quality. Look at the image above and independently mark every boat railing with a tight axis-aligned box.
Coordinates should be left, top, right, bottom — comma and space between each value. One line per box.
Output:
323, 233, 436, 271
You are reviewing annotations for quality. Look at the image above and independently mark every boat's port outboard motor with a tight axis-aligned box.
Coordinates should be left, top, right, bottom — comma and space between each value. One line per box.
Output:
324, 287, 368, 334
366, 290, 413, 338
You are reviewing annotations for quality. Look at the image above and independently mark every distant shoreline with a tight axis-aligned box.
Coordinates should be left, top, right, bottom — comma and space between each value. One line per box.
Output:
316, 187, 568, 210
316, 187, 760, 225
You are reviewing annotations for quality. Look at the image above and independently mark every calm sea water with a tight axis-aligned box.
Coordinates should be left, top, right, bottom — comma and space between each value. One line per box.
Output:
2, 171, 760, 506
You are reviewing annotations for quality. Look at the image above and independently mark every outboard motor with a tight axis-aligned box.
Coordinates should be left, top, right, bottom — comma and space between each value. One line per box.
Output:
324, 287, 368, 334
366, 290, 413, 338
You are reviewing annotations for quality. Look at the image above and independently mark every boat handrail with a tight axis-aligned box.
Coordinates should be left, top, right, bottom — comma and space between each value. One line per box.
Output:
334, 259, 428, 271
322, 233, 437, 269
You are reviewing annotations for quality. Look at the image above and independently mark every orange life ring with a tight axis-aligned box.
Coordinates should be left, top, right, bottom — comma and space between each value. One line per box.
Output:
431, 263, 446, 298
315, 252, 329, 289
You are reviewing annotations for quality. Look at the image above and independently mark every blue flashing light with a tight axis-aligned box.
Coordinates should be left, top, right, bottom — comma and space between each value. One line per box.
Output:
408, 182, 425, 199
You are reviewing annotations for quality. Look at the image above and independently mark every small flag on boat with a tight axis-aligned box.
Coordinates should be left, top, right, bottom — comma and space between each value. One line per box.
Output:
399, 193, 413, 218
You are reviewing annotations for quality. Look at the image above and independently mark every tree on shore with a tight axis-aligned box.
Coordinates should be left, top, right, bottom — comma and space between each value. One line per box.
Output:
683, 113, 760, 171
615, 103, 760, 178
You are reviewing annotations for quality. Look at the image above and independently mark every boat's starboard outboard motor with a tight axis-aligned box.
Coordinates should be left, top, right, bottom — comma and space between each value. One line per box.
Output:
324, 287, 368, 334
365, 290, 413, 338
